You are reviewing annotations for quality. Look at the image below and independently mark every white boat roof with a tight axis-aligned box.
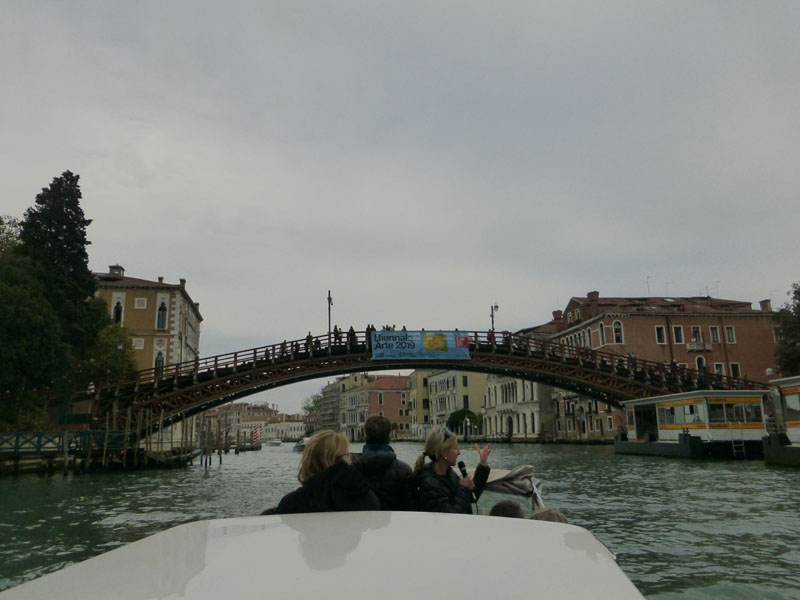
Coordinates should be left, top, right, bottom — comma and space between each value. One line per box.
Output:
1, 512, 643, 599
621, 388, 766, 407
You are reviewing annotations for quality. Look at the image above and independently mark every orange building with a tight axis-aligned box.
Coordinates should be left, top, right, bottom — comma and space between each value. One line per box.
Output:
341, 375, 411, 442
523, 292, 778, 381
519, 292, 779, 442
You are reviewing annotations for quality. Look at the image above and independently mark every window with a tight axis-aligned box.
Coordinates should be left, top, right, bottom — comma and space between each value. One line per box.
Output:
463, 395, 469, 410
713, 363, 725, 375
696, 356, 706, 371
773, 327, 782, 343
725, 326, 736, 343
586, 328, 592, 348
691, 326, 702, 342
567, 312, 573, 324
599, 323, 605, 345
462, 375, 468, 386
157, 302, 167, 329
730, 363, 741, 378
709, 326, 720, 343
378, 393, 383, 405
608, 416, 614, 430
575, 308, 581, 320
113, 301, 123, 323
672, 326, 684, 344
154, 351, 165, 371
655, 326, 666, 344
132, 338, 144, 350
135, 297, 147, 309
613, 321, 624, 344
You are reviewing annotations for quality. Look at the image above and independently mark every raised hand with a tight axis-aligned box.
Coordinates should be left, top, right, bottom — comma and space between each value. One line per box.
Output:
475, 443, 491, 466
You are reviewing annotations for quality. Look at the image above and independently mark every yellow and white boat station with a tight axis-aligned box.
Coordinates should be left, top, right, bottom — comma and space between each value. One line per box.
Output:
616, 390, 767, 459
763, 375, 800, 466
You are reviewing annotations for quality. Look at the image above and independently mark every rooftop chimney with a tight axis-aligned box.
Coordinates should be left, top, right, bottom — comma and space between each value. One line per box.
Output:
179, 278, 186, 289
109, 264, 125, 278
552, 310, 563, 321
760, 299, 772, 312
158, 276, 163, 283
587, 291, 599, 302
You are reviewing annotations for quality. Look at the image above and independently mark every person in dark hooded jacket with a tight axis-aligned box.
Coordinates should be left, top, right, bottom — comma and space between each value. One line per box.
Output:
352, 416, 413, 510
269, 430, 379, 514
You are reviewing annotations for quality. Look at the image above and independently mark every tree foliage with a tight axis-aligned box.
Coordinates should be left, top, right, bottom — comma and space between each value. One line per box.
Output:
446, 408, 482, 431
0, 215, 21, 256
302, 393, 323, 414
775, 282, 800, 376
0, 171, 124, 429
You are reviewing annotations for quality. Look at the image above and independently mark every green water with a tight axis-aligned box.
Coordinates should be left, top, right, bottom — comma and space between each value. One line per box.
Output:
1, 443, 799, 598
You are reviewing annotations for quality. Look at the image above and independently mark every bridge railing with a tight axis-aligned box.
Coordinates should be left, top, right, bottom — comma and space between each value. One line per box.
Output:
90, 329, 766, 401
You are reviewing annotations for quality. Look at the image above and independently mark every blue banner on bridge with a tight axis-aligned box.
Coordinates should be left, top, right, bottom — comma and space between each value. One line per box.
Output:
371, 330, 470, 360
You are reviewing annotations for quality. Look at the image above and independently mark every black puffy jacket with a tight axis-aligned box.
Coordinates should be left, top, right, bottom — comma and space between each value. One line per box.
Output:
415, 462, 490, 514
274, 460, 379, 514
352, 445, 414, 510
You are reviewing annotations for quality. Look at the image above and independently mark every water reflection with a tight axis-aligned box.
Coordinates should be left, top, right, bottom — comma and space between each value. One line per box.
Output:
1, 442, 799, 598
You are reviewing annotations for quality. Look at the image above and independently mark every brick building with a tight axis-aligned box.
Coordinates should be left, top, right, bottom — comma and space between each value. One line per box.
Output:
519, 292, 778, 442
341, 375, 411, 442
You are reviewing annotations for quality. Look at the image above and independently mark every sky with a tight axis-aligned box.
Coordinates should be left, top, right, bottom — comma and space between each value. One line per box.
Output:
3, 2, 799, 413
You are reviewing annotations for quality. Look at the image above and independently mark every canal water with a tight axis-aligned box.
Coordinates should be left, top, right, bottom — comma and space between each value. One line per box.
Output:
1, 442, 799, 598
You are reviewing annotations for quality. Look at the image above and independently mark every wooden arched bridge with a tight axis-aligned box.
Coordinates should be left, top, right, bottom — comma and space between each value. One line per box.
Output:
82, 330, 767, 432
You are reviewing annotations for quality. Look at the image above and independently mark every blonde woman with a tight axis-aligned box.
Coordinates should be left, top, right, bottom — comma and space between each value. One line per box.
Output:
273, 430, 379, 514
413, 427, 491, 514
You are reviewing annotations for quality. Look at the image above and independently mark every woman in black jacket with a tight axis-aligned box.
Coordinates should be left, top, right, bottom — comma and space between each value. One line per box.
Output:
413, 427, 491, 514
269, 430, 379, 514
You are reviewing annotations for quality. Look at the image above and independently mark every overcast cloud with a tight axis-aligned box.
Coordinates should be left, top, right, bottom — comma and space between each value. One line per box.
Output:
3, 1, 799, 412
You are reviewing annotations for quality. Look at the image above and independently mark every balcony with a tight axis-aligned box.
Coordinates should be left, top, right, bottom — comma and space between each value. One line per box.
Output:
686, 341, 712, 352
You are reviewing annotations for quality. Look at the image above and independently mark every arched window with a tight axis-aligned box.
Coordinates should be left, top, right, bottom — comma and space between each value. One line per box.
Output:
155, 351, 164, 373
157, 302, 167, 329
599, 323, 606, 346
696, 356, 706, 371
613, 321, 624, 344
586, 328, 592, 348
113, 301, 123, 323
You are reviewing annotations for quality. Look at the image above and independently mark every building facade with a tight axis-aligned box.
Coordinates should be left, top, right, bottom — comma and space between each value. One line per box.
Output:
95, 265, 203, 372
340, 375, 411, 442
519, 292, 778, 442
427, 370, 487, 428
482, 375, 557, 441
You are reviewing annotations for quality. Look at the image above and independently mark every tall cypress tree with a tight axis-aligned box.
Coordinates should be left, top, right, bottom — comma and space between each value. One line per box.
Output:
17, 171, 104, 386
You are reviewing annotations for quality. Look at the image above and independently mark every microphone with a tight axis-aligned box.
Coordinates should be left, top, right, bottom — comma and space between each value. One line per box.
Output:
458, 461, 477, 503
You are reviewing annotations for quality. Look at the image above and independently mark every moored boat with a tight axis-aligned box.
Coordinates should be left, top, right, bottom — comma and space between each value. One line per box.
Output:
293, 436, 310, 452
266, 438, 282, 447
615, 390, 767, 459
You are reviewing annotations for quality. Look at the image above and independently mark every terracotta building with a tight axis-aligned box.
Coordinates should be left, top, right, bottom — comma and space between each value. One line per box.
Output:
523, 292, 778, 380
341, 375, 411, 442
519, 292, 778, 442
95, 265, 203, 372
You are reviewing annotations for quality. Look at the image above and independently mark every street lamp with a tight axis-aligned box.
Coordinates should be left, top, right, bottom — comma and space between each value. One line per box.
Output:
327, 290, 333, 346
490, 303, 499, 330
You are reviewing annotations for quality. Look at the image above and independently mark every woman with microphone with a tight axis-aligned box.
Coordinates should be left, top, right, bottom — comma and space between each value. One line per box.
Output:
413, 426, 491, 514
